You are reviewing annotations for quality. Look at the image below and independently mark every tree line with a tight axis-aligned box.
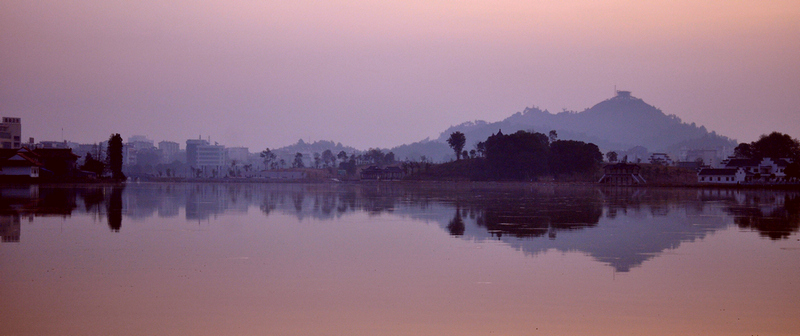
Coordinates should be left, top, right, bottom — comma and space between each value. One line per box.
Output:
446, 129, 603, 180
735, 132, 800, 180
79, 133, 126, 181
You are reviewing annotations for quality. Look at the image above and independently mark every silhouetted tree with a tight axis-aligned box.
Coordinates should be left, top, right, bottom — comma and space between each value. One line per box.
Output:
736, 132, 800, 160
313, 152, 321, 168
484, 130, 549, 180
322, 149, 335, 168
80, 152, 105, 176
752, 132, 800, 160
476, 141, 486, 157
293, 153, 305, 168
365, 148, 385, 165
260, 148, 276, 170
107, 134, 125, 181
734, 143, 753, 159
785, 161, 800, 182
447, 131, 466, 160
549, 140, 603, 175
606, 151, 618, 162
339, 157, 357, 175
384, 152, 395, 164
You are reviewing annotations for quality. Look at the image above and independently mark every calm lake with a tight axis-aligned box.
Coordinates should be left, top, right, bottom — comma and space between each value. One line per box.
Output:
1, 183, 799, 335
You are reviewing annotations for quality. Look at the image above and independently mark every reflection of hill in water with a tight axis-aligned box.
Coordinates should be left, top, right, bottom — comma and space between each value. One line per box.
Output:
3, 184, 798, 272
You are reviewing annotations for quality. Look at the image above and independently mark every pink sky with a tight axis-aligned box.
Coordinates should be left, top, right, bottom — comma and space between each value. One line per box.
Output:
2, 0, 799, 150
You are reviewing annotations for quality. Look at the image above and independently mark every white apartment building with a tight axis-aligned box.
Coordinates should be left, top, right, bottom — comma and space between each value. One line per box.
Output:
0, 117, 22, 149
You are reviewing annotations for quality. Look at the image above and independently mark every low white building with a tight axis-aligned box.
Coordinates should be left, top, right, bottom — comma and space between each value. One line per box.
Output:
0, 149, 42, 178
649, 153, 673, 165
757, 158, 791, 181
698, 157, 794, 184
697, 168, 746, 184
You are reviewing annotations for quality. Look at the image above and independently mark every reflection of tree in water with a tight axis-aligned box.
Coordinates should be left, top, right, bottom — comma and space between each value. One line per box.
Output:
599, 187, 707, 220
447, 208, 465, 236
337, 191, 357, 214
728, 193, 800, 240
293, 192, 304, 214
79, 187, 105, 213
469, 188, 603, 239
37, 187, 78, 216
107, 186, 125, 232
13, 183, 799, 243
259, 193, 278, 216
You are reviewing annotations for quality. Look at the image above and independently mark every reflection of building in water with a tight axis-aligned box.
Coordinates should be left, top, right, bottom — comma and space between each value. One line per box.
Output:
427, 187, 737, 273
185, 185, 229, 221
0, 214, 21, 242
158, 199, 180, 217
598, 163, 646, 185
722, 190, 800, 240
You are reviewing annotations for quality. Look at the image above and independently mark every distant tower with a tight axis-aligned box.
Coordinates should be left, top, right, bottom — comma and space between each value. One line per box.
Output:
615, 90, 632, 99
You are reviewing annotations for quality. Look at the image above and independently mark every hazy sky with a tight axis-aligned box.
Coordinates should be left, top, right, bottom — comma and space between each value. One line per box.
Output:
2, 0, 799, 150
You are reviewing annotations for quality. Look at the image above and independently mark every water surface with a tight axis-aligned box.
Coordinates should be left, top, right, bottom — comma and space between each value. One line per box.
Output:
1, 183, 798, 335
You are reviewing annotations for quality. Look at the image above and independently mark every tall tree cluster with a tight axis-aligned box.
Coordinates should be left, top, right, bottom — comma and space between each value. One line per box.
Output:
734, 132, 800, 161
107, 133, 125, 181
477, 130, 602, 180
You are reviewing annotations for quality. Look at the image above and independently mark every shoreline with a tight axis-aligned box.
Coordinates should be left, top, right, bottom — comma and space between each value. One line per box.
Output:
2, 178, 799, 191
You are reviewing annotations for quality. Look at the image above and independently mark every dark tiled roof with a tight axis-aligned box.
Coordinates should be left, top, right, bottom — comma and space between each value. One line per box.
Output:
33, 148, 79, 159
724, 159, 759, 168
775, 159, 791, 167
1, 153, 43, 167
698, 168, 737, 176
604, 163, 640, 169
0, 149, 20, 160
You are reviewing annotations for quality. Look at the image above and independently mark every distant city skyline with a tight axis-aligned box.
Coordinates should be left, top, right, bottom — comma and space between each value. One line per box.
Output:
3, 1, 798, 150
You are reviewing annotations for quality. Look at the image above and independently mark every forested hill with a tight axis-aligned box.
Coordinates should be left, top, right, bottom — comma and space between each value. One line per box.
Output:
436, 91, 736, 153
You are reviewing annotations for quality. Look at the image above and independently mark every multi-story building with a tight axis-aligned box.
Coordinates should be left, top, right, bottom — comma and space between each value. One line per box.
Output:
0, 117, 21, 149
122, 135, 156, 166
186, 139, 208, 167
226, 147, 249, 164
186, 138, 226, 177
158, 141, 180, 163
128, 135, 155, 151
36, 140, 70, 149
196, 144, 226, 167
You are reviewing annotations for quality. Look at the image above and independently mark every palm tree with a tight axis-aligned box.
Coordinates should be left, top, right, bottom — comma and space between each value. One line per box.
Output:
447, 131, 466, 160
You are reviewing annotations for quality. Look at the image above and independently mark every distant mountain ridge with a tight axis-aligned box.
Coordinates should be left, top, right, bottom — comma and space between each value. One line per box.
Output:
435, 91, 735, 156
276, 91, 737, 163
